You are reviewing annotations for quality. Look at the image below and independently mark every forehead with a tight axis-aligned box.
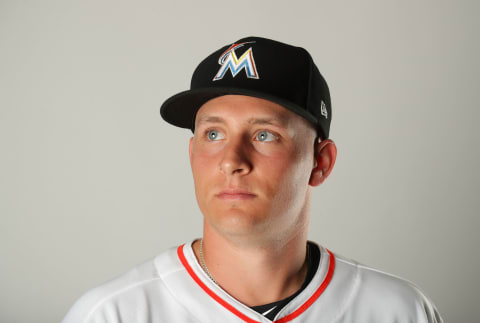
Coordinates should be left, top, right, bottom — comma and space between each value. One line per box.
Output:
195, 95, 308, 130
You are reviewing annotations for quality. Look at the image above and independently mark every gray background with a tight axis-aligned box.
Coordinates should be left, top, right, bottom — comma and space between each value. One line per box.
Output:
1, 1, 479, 322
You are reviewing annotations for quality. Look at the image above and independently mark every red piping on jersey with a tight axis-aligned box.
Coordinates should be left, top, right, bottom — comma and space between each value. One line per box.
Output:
177, 244, 336, 323
177, 244, 335, 323
177, 245, 260, 323
274, 249, 336, 322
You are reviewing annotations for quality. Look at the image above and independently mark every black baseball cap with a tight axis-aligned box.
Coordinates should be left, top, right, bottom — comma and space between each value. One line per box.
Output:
160, 36, 332, 139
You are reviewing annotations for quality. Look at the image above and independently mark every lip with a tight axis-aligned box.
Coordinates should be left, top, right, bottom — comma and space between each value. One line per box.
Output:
215, 189, 257, 200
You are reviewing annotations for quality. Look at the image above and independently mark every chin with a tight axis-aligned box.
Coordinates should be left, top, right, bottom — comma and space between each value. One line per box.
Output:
206, 206, 272, 237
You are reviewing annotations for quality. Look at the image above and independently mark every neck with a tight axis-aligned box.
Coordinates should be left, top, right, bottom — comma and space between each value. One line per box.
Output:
193, 225, 309, 307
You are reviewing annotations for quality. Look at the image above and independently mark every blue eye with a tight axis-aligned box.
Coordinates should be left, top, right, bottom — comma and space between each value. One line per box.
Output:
207, 129, 224, 141
256, 130, 276, 142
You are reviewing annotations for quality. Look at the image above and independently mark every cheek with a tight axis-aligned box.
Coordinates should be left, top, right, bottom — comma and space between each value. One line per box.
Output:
191, 150, 219, 188
254, 142, 286, 157
265, 149, 311, 198
190, 153, 216, 214
259, 153, 296, 192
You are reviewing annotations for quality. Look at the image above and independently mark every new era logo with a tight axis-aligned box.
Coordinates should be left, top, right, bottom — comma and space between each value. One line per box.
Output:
320, 101, 328, 119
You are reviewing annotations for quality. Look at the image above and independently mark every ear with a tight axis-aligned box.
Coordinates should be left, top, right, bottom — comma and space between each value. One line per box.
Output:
189, 137, 194, 162
309, 139, 337, 186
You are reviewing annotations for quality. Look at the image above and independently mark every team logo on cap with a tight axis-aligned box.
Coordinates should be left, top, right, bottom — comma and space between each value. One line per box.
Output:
213, 42, 259, 81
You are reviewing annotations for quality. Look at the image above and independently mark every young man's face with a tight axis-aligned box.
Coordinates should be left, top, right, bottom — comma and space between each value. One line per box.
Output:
189, 95, 319, 242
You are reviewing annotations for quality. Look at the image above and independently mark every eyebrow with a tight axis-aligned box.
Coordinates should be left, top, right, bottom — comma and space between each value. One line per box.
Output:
196, 115, 288, 128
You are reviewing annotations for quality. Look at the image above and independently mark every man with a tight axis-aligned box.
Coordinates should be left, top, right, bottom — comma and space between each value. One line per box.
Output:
62, 36, 442, 322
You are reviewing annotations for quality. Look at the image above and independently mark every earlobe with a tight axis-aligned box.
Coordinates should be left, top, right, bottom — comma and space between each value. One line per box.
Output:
309, 139, 337, 187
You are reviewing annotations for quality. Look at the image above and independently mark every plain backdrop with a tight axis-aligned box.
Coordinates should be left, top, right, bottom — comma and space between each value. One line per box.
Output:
1, 1, 479, 322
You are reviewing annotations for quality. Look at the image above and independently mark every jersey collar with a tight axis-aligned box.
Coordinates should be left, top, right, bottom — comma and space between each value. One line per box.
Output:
176, 240, 336, 323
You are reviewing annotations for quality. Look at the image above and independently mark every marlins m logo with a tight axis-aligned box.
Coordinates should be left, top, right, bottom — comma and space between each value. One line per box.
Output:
213, 42, 259, 81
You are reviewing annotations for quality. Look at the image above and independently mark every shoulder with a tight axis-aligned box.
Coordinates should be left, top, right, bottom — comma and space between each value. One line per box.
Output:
332, 253, 443, 323
61, 246, 185, 323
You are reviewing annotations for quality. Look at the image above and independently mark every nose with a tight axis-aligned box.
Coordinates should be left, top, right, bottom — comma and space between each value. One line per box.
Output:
219, 138, 252, 176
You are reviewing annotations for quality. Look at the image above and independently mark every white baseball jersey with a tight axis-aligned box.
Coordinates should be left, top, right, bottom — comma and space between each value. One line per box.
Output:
62, 240, 442, 323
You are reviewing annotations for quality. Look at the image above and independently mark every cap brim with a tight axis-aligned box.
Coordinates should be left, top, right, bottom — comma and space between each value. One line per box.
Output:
160, 87, 318, 132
